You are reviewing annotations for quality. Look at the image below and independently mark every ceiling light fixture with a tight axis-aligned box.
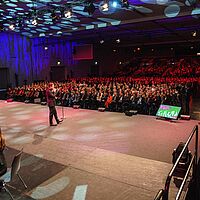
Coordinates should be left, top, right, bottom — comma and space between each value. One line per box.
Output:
100, 1, 109, 12
31, 18, 37, 26
64, 9, 72, 18
116, 38, 120, 43
192, 31, 197, 37
112, 1, 118, 8
9, 24, 15, 30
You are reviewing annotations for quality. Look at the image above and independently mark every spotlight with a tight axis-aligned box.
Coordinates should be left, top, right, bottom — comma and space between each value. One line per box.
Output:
57, 61, 61, 65
44, 46, 48, 50
192, 31, 197, 37
112, 1, 118, 7
95, 61, 98, 65
100, 39, 104, 44
101, 1, 109, 12
116, 38, 120, 43
31, 18, 37, 25
9, 24, 15, 30
64, 9, 72, 18
0, 24, 4, 32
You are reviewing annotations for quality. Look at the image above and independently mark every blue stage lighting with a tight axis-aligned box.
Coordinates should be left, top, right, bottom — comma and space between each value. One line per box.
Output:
112, 1, 118, 7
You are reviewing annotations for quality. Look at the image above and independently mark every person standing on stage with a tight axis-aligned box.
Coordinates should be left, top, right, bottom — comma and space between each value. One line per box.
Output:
46, 83, 62, 126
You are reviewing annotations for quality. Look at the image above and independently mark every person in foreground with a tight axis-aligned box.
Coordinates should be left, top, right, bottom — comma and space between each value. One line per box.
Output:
0, 128, 7, 187
46, 82, 63, 126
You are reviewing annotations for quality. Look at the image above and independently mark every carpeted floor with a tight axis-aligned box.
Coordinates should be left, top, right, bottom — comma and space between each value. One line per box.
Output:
0, 101, 198, 163
0, 147, 66, 200
0, 101, 199, 200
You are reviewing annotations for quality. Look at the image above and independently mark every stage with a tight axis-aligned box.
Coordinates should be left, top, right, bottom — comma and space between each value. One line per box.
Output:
0, 101, 199, 200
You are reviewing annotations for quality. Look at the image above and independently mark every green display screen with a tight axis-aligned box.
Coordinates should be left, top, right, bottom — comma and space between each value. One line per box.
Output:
156, 105, 181, 120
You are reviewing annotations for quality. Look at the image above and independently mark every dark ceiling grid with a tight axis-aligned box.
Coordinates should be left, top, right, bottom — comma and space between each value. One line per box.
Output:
0, 0, 198, 46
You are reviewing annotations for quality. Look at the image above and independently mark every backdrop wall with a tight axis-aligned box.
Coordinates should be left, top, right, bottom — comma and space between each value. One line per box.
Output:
0, 33, 77, 87
0, 32, 180, 88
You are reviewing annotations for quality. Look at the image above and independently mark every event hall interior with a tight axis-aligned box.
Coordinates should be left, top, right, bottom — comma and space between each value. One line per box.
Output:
0, 0, 200, 200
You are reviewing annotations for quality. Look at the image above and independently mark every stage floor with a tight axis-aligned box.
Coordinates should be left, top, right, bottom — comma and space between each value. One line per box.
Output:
0, 101, 199, 200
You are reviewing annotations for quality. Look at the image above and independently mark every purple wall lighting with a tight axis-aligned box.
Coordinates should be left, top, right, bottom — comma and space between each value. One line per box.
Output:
0, 32, 76, 86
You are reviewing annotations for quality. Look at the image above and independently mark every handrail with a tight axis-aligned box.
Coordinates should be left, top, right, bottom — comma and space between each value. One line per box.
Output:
161, 125, 198, 200
175, 155, 195, 200
154, 189, 164, 200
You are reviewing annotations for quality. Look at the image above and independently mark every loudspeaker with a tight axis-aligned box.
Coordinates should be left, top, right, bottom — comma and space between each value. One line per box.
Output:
180, 115, 190, 120
172, 142, 192, 176
34, 98, 41, 104
73, 105, 80, 109
125, 111, 132, 116
98, 107, 105, 112
6, 99, 13, 103
125, 110, 137, 116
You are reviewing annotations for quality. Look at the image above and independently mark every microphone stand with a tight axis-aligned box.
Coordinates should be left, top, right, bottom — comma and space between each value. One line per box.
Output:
55, 88, 65, 121
61, 98, 65, 120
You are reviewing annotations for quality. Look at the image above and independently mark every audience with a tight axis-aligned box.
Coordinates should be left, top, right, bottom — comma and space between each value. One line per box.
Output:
6, 56, 200, 116
6, 78, 198, 116
117, 57, 200, 78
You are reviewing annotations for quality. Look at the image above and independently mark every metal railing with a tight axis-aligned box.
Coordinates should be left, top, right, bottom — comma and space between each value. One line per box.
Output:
154, 125, 198, 200
175, 155, 195, 200
154, 189, 164, 200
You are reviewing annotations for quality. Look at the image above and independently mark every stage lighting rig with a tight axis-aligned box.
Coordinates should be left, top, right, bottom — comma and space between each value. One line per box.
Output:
83, 0, 96, 15
64, 8, 72, 18
100, 39, 104, 44
121, 0, 129, 8
31, 18, 38, 25
100, 0, 109, 11
9, 24, 15, 30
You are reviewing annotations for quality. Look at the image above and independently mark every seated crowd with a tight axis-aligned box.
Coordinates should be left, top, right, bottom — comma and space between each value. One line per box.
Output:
6, 76, 199, 115
6, 56, 200, 116
117, 57, 200, 78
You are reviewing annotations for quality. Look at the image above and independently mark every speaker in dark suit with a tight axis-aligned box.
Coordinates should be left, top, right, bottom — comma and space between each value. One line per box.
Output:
46, 83, 62, 126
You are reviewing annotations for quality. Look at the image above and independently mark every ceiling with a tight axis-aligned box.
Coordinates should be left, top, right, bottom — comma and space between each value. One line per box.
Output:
0, 0, 200, 45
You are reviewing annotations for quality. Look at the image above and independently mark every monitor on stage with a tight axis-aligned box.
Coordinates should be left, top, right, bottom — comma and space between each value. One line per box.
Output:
156, 104, 181, 120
